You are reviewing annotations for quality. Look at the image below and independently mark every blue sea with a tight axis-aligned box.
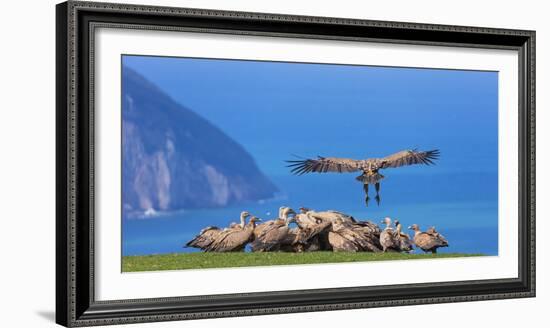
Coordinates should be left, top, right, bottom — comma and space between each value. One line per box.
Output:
123, 173, 498, 256
122, 55, 499, 257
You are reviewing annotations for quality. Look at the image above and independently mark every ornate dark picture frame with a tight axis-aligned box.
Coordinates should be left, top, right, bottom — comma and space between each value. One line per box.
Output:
56, 1, 535, 326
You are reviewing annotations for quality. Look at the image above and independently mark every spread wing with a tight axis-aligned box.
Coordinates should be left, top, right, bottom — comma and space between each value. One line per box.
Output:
379, 149, 439, 169
286, 156, 362, 175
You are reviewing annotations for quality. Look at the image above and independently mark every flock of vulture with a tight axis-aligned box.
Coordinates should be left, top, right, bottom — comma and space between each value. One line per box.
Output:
186, 207, 449, 254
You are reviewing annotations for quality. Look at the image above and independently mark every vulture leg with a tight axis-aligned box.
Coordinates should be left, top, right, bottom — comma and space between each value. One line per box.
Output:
363, 184, 370, 207
375, 183, 381, 206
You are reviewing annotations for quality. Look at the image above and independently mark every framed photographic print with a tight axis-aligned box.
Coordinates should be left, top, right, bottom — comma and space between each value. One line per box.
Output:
56, 1, 535, 326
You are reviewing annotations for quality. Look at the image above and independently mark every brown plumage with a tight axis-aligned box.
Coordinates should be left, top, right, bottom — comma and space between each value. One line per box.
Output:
354, 219, 381, 236
185, 226, 223, 250
292, 219, 332, 252
294, 209, 321, 228
287, 149, 440, 206
328, 218, 381, 252
204, 216, 261, 252
298, 208, 356, 224
186, 211, 250, 250
294, 208, 345, 251
328, 230, 357, 252
379, 217, 401, 252
409, 224, 448, 253
394, 219, 413, 252
251, 207, 296, 252
278, 227, 304, 252
254, 207, 290, 239
295, 208, 381, 251
426, 226, 448, 245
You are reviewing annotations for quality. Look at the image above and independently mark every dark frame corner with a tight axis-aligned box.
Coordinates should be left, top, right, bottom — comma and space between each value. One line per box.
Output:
56, 1, 535, 326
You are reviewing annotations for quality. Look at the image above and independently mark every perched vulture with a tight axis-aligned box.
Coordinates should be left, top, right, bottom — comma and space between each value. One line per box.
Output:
328, 218, 381, 252
394, 219, 413, 252
254, 207, 291, 239
185, 226, 223, 250
292, 219, 332, 252
426, 226, 449, 245
353, 219, 382, 236
294, 208, 347, 251
287, 149, 440, 206
295, 208, 380, 252
408, 224, 449, 253
294, 208, 321, 228
298, 208, 356, 224
278, 227, 305, 252
251, 207, 296, 252
379, 217, 401, 252
185, 211, 250, 250
204, 216, 261, 252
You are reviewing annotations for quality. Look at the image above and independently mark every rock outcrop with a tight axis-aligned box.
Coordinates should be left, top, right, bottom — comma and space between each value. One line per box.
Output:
122, 67, 278, 216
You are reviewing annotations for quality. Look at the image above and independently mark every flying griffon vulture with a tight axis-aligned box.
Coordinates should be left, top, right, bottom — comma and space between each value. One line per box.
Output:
286, 149, 440, 206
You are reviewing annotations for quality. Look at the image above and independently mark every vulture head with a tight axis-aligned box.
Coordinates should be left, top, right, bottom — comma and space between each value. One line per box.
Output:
276, 206, 295, 219
426, 226, 437, 234
299, 207, 311, 214
408, 224, 420, 232
279, 207, 296, 225
238, 211, 251, 228
283, 207, 296, 217
248, 216, 261, 227
380, 217, 392, 227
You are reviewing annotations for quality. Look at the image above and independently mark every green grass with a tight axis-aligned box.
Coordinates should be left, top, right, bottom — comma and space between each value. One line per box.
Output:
122, 252, 485, 272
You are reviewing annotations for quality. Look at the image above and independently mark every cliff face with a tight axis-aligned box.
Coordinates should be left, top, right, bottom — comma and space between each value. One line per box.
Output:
122, 68, 277, 215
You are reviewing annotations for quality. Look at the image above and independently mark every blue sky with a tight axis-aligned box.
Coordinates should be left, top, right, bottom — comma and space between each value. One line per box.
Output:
123, 55, 498, 177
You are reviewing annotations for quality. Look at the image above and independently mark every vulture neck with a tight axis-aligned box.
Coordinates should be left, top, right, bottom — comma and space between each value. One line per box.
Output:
239, 215, 247, 228
281, 212, 292, 225
294, 215, 306, 229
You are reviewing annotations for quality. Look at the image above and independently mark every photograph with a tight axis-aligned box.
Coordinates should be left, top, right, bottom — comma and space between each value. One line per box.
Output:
121, 54, 498, 272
